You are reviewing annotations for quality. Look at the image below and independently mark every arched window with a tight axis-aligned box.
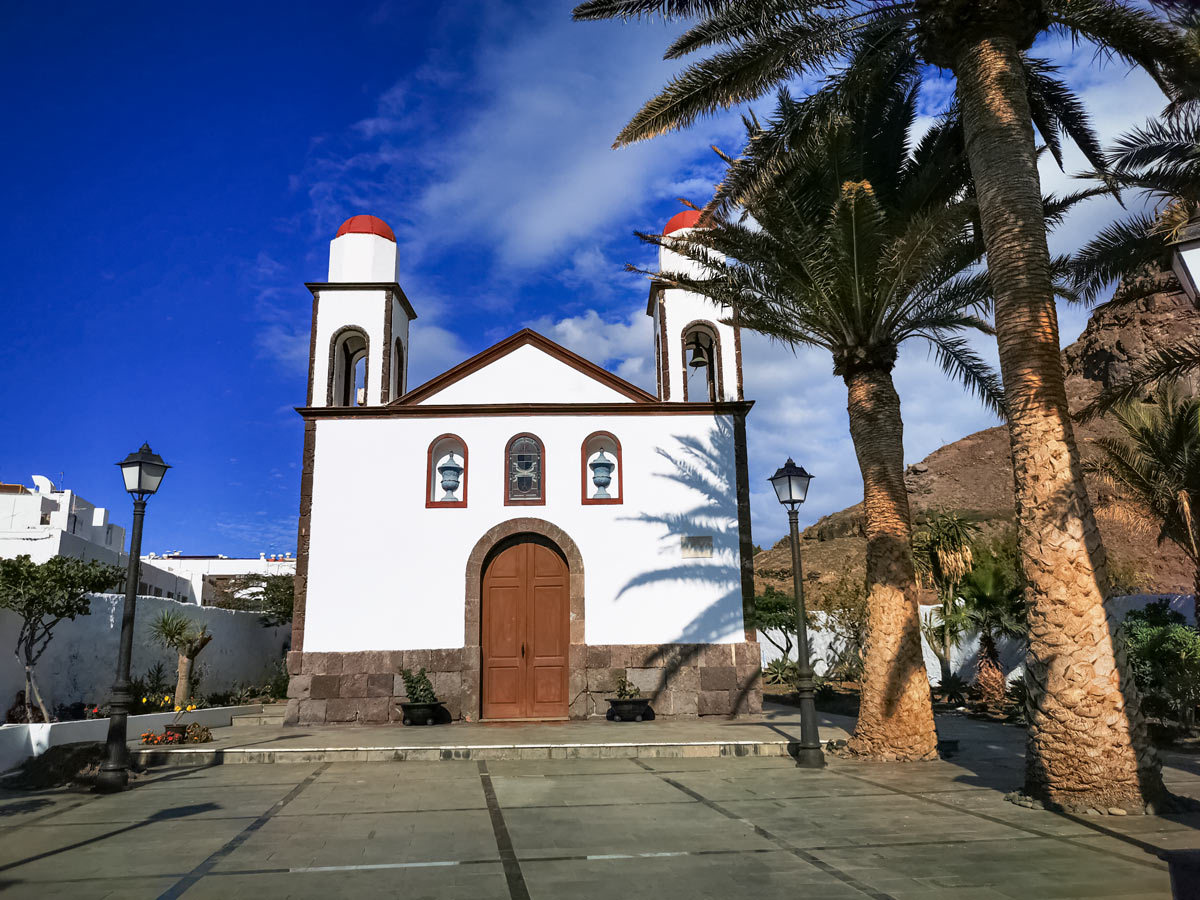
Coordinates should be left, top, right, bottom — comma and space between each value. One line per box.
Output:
681, 321, 722, 402
427, 434, 467, 508
391, 338, 405, 400
505, 434, 545, 505
328, 326, 369, 407
582, 432, 622, 505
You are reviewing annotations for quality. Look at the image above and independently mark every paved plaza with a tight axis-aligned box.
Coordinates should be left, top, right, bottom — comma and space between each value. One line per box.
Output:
0, 710, 1196, 899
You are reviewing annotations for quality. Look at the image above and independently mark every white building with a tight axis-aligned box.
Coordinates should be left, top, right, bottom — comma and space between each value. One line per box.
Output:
0, 477, 191, 599
143, 552, 296, 606
287, 212, 761, 724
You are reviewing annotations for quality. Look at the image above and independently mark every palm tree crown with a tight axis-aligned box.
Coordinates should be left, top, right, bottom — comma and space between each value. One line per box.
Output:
633, 66, 1006, 409
1085, 383, 1200, 590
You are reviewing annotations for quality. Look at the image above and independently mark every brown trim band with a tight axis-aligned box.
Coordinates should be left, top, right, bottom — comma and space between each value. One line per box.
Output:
291, 420, 317, 653
581, 431, 623, 505
306, 291, 319, 407
503, 432, 546, 506
427, 433, 468, 508
380, 292, 394, 404
732, 411, 757, 642
679, 320, 724, 403
299, 400, 753, 420
305, 282, 417, 321
397, 328, 657, 406
658, 302, 670, 401
326, 325, 370, 407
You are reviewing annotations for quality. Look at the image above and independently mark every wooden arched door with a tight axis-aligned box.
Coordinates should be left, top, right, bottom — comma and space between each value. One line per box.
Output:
482, 536, 569, 720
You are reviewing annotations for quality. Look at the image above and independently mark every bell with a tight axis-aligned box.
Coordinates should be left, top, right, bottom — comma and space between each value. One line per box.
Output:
687, 335, 709, 368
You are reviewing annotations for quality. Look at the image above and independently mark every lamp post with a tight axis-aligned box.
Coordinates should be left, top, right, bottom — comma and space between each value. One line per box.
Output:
768, 458, 824, 769
1170, 218, 1200, 304
96, 443, 170, 793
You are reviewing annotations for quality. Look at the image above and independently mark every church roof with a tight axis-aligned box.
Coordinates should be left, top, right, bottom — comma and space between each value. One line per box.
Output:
663, 209, 703, 234
395, 329, 658, 406
335, 214, 396, 242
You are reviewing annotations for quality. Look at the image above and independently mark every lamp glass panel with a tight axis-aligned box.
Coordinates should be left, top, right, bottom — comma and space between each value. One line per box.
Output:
1173, 240, 1200, 302
789, 473, 811, 503
771, 476, 793, 504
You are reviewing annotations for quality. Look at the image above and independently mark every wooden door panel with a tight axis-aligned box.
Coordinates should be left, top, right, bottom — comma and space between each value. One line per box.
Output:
482, 544, 525, 720
483, 538, 569, 720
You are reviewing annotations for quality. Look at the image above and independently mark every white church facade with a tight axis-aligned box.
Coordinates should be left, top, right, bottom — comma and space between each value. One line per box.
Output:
285, 212, 762, 724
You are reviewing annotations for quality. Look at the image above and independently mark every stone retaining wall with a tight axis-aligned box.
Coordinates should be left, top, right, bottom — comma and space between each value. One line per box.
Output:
284, 643, 762, 725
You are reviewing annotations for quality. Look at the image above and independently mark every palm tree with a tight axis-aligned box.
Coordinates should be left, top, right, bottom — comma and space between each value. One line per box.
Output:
151, 611, 213, 709
913, 511, 981, 690
574, 0, 1195, 809
959, 538, 1028, 708
634, 67, 1012, 760
1072, 111, 1200, 419
1085, 384, 1200, 594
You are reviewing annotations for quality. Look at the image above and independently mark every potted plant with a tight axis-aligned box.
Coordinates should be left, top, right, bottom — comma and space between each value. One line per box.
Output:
398, 667, 444, 725
607, 673, 654, 722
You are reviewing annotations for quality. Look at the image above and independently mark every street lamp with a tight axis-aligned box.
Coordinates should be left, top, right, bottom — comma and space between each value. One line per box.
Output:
1170, 218, 1200, 304
96, 443, 170, 792
768, 458, 824, 769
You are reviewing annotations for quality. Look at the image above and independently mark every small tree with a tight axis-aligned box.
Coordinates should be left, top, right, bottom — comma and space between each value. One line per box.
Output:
151, 610, 212, 708
913, 511, 981, 689
958, 534, 1028, 709
0, 554, 122, 722
212, 573, 294, 627
752, 585, 798, 663
1123, 600, 1200, 730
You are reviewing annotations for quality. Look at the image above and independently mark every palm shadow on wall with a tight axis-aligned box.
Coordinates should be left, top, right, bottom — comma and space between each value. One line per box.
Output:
616, 419, 758, 710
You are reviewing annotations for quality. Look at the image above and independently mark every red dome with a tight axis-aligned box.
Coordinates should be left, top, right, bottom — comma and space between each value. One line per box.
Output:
335, 214, 396, 242
663, 209, 704, 235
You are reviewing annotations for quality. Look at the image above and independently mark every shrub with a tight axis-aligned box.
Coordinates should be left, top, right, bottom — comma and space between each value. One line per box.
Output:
1123, 600, 1200, 728
399, 668, 437, 704
613, 673, 641, 700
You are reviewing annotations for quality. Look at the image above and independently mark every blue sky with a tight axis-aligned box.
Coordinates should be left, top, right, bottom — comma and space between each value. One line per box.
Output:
0, 2, 1168, 556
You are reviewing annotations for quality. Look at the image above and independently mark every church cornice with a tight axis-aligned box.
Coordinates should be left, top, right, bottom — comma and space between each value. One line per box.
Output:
305, 282, 418, 322
395, 328, 660, 406
295, 400, 754, 420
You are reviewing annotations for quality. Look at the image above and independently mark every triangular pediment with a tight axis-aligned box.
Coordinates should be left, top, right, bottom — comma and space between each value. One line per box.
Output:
397, 329, 657, 406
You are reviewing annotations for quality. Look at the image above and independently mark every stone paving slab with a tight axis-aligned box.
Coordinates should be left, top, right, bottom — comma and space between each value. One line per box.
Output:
0, 712, 1195, 899
129, 703, 856, 766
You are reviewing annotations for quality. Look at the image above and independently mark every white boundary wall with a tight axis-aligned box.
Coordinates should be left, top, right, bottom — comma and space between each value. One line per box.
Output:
0, 594, 290, 714
0, 704, 262, 773
760, 594, 1194, 683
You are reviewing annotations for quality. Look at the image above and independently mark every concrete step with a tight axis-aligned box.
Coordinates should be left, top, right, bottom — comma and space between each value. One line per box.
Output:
231, 704, 287, 728
132, 737, 798, 766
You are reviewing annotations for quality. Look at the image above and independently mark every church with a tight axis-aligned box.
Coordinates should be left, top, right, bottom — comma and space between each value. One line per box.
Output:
284, 212, 761, 724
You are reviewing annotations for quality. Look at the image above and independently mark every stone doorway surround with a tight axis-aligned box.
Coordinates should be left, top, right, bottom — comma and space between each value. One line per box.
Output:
464, 518, 585, 720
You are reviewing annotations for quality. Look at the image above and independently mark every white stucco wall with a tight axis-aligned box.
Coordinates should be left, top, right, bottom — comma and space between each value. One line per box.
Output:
759, 594, 1196, 684
416, 344, 635, 405
304, 411, 747, 652
0, 594, 291, 712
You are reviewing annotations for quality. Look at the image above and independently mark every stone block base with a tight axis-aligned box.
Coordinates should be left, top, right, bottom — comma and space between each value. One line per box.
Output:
284, 642, 761, 725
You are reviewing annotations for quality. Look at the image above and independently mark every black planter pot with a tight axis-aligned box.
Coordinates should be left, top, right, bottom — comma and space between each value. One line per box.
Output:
399, 701, 445, 726
606, 698, 654, 722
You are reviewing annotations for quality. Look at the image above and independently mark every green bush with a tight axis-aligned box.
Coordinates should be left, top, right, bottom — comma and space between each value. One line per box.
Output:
399, 667, 437, 704
1123, 600, 1200, 728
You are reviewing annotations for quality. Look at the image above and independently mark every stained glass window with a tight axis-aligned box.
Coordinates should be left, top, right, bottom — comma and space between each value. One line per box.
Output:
507, 435, 543, 502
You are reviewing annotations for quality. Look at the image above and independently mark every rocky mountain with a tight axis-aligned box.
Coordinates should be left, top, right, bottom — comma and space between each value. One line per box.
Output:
754, 290, 1200, 601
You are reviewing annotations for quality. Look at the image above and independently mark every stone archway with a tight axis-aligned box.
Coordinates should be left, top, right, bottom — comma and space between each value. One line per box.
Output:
463, 518, 584, 721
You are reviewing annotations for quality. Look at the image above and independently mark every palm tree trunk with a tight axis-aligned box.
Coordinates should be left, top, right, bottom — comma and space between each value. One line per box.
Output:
175, 655, 192, 709
842, 365, 939, 761
954, 34, 1161, 808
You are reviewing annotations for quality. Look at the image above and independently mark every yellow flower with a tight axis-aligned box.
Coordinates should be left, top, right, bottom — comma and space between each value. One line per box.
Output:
164, 695, 171, 703
141, 697, 147, 703
174, 705, 181, 712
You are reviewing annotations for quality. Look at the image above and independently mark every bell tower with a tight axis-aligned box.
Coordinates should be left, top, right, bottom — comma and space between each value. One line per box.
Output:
306, 215, 417, 408
647, 210, 742, 403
